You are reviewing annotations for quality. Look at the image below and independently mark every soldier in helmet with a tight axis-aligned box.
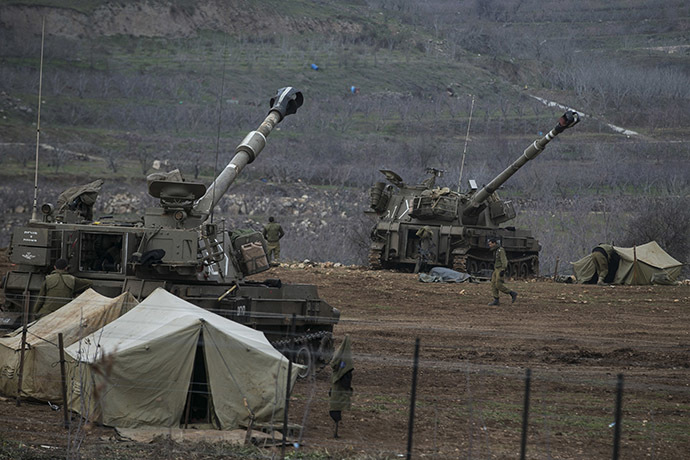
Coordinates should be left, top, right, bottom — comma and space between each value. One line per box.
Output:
487, 237, 518, 306
262, 216, 285, 266
34, 258, 93, 318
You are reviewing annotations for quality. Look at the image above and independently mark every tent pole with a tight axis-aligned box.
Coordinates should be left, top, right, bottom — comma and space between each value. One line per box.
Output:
184, 386, 192, 429
633, 246, 638, 284
58, 333, 70, 428
243, 398, 255, 445
16, 291, 31, 407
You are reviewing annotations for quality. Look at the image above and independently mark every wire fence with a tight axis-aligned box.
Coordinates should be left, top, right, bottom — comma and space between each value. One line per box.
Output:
1, 295, 689, 459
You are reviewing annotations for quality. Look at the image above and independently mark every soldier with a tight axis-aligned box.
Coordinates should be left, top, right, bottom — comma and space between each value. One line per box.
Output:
34, 258, 93, 318
262, 216, 285, 266
329, 334, 353, 438
591, 243, 616, 285
101, 240, 122, 271
487, 237, 518, 306
414, 226, 434, 274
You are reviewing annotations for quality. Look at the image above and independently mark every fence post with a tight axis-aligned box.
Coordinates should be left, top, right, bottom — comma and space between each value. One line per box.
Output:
58, 333, 70, 428
520, 368, 532, 460
612, 373, 624, 460
281, 314, 296, 460
406, 338, 420, 460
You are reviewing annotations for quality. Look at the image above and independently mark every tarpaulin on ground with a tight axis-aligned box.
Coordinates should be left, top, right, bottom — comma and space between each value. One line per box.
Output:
418, 267, 472, 283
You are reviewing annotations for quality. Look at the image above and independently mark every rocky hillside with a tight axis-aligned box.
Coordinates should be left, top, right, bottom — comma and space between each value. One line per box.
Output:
0, 1, 363, 40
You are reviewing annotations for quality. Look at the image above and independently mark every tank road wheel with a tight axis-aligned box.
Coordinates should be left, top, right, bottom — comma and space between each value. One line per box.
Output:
452, 254, 467, 273
519, 262, 530, 278
368, 248, 383, 270
316, 333, 334, 366
530, 256, 539, 276
295, 344, 314, 379
468, 259, 479, 275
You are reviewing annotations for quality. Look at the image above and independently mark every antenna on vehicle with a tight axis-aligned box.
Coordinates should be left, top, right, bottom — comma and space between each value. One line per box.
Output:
30, 17, 46, 222
210, 36, 229, 224
457, 94, 475, 193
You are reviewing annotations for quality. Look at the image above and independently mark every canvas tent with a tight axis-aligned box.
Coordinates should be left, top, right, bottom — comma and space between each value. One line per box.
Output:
572, 241, 683, 285
0, 289, 136, 402
65, 288, 300, 430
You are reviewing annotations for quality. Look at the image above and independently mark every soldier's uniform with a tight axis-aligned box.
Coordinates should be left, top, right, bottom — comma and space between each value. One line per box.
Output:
34, 269, 93, 318
592, 244, 615, 285
414, 226, 434, 274
263, 219, 285, 265
488, 239, 517, 306
329, 334, 354, 438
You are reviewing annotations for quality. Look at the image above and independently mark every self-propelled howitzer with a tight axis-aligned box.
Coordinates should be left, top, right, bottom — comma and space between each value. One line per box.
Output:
2, 88, 338, 377
366, 111, 580, 277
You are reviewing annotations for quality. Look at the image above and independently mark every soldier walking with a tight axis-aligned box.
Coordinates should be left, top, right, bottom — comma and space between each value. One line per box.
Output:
487, 237, 518, 306
34, 258, 93, 318
262, 216, 285, 266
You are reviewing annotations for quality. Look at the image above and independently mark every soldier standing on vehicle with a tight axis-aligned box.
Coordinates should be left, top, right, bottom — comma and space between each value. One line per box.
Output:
34, 258, 93, 318
487, 237, 518, 306
591, 243, 616, 285
262, 216, 285, 266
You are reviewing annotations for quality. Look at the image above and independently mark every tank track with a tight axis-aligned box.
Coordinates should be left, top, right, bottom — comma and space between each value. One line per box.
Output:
463, 253, 538, 278
270, 329, 332, 351
452, 253, 467, 272
368, 247, 383, 270
270, 330, 334, 378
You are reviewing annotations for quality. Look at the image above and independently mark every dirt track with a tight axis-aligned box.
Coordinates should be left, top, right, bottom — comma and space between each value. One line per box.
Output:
278, 266, 690, 459
1, 252, 689, 458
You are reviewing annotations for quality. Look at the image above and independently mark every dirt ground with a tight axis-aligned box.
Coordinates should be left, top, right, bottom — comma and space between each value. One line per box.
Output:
1, 249, 689, 459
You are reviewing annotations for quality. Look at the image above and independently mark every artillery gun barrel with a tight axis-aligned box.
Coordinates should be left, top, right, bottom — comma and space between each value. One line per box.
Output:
464, 111, 579, 214
193, 87, 304, 219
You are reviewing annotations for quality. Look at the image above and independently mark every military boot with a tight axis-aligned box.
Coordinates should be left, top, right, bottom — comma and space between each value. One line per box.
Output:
510, 291, 518, 303
488, 298, 500, 306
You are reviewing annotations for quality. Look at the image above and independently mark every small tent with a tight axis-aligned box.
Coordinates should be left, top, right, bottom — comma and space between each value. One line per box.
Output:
0, 289, 136, 402
65, 288, 300, 430
572, 241, 683, 285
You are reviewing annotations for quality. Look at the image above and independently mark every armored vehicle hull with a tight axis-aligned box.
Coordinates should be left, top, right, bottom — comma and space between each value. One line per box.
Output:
366, 111, 580, 277
368, 220, 540, 278
3, 220, 337, 372
1, 88, 338, 376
